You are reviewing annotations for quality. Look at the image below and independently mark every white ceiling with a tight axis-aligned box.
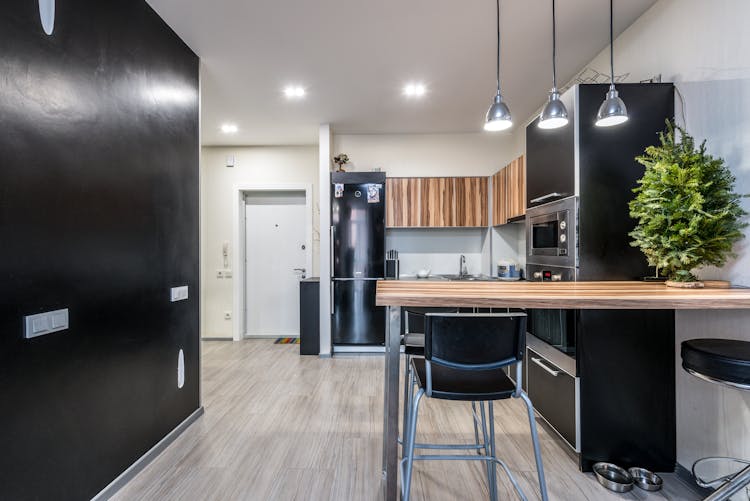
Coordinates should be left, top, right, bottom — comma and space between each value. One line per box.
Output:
146, 0, 657, 145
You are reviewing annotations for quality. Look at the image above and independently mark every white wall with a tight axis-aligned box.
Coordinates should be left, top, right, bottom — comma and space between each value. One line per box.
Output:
332, 132, 521, 177
574, 0, 750, 476
200, 145, 318, 339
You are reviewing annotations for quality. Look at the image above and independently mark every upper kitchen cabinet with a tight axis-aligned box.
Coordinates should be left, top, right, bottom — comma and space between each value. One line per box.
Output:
421, 177, 456, 227
492, 155, 525, 226
385, 178, 421, 227
526, 83, 674, 210
454, 177, 488, 227
386, 176, 487, 228
526, 89, 575, 208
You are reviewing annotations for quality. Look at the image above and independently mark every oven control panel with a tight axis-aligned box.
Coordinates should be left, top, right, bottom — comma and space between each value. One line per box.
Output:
527, 264, 576, 282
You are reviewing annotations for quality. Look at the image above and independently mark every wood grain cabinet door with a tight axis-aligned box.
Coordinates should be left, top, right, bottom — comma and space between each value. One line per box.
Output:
454, 177, 488, 227
507, 155, 526, 219
420, 177, 455, 227
492, 168, 508, 226
491, 155, 525, 226
386, 178, 421, 227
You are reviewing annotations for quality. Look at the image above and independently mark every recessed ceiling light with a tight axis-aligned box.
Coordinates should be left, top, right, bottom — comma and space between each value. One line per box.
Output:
284, 85, 306, 99
221, 123, 238, 134
403, 82, 426, 97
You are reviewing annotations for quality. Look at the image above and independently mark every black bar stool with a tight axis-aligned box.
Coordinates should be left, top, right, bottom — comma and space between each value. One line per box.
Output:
401, 312, 548, 501
400, 307, 487, 453
681, 338, 750, 501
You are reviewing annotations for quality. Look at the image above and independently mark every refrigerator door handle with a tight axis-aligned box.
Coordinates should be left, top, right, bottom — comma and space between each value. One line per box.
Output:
330, 282, 334, 315
330, 225, 335, 278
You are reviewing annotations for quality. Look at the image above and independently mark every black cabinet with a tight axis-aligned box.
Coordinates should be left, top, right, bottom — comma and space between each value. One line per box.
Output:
526, 83, 675, 281
526, 89, 576, 206
299, 278, 320, 355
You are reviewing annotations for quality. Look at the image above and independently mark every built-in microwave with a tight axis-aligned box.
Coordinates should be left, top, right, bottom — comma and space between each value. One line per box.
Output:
526, 196, 578, 269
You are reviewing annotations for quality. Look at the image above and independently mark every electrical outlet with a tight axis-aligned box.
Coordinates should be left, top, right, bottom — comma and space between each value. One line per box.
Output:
224, 311, 232, 320
224, 269, 232, 278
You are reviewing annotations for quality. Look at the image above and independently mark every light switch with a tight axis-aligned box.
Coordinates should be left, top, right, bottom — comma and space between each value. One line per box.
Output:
24, 309, 69, 339
170, 286, 189, 302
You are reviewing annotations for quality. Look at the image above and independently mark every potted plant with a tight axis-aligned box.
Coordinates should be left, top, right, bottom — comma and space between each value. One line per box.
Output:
629, 120, 747, 288
333, 153, 349, 172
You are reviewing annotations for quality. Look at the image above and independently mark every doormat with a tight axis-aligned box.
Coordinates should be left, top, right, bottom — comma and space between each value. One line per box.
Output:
274, 337, 300, 345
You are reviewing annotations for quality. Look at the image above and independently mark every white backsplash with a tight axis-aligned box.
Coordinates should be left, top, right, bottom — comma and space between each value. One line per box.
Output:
386, 225, 525, 278
491, 223, 526, 277
397, 252, 484, 277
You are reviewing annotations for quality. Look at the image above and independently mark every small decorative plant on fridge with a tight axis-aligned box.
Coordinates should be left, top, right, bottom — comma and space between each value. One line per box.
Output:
629, 120, 747, 288
333, 153, 350, 172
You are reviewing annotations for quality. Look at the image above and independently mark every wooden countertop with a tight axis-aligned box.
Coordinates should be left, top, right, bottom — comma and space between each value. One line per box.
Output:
375, 280, 750, 309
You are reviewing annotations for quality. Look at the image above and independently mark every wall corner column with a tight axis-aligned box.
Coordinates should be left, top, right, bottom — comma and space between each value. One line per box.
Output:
318, 124, 332, 356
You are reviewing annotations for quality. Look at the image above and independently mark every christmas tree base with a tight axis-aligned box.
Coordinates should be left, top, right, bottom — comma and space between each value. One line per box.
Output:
665, 280, 704, 289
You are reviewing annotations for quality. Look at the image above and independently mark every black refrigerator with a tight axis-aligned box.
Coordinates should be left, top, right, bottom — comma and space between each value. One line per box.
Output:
331, 171, 386, 345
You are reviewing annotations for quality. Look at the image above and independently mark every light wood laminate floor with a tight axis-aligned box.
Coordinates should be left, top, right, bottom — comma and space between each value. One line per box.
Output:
112, 340, 699, 500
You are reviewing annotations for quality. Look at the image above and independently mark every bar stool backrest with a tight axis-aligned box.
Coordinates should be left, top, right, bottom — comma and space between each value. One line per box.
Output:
424, 313, 527, 371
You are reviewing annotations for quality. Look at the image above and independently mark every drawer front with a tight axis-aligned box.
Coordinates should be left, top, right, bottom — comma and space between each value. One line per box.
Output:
527, 348, 577, 448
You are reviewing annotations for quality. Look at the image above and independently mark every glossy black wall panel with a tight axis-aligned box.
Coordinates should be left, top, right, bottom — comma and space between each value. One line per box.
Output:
577, 84, 675, 280
0, 1, 199, 500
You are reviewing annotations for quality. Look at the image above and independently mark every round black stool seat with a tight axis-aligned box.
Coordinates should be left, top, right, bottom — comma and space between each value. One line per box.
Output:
681, 338, 750, 389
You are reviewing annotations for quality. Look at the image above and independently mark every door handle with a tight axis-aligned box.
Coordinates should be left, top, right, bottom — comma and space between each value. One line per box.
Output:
330, 226, 335, 278
531, 357, 561, 377
530, 192, 565, 204
330, 283, 334, 315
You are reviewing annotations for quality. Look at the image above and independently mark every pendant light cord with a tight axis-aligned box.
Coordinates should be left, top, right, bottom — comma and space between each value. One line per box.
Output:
495, 0, 501, 93
551, 0, 557, 90
609, 0, 614, 86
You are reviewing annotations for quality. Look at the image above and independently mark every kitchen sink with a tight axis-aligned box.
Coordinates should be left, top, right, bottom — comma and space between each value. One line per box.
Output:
439, 274, 497, 281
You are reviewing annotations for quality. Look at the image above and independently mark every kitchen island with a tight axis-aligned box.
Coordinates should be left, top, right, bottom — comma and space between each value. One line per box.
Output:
376, 280, 750, 500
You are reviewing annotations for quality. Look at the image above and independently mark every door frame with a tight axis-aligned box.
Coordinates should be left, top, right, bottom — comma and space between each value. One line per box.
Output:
232, 183, 313, 341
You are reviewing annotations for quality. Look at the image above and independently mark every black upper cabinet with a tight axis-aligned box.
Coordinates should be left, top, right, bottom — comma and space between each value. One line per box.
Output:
526, 83, 675, 209
526, 83, 675, 280
526, 89, 576, 207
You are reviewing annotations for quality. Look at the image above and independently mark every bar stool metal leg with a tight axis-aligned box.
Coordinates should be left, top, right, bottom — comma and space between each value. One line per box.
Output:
488, 402, 499, 501
519, 391, 549, 501
401, 353, 411, 451
479, 401, 496, 500
402, 388, 425, 501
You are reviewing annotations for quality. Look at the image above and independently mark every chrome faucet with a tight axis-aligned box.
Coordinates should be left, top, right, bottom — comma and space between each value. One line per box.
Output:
459, 255, 467, 278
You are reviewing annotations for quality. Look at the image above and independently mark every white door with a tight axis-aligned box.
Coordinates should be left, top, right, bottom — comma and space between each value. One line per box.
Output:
244, 192, 308, 337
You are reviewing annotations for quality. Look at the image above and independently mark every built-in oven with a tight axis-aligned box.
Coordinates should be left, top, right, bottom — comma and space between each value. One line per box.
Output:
524, 262, 580, 452
527, 308, 576, 356
526, 196, 578, 269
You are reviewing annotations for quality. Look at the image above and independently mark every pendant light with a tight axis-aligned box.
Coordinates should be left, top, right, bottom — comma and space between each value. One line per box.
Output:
539, 0, 568, 129
484, 0, 512, 131
595, 0, 628, 127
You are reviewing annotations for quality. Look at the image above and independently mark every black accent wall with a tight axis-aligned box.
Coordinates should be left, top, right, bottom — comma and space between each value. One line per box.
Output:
0, 1, 200, 500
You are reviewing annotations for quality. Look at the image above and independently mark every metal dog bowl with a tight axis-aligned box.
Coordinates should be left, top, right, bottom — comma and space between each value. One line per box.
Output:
593, 462, 634, 492
628, 467, 663, 491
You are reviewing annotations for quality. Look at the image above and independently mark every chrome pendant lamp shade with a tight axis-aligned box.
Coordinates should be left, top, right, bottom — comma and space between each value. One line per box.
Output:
596, 0, 628, 127
538, 0, 568, 129
596, 86, 628, 126
485, 94, 513, 131
484, 0, 512, 131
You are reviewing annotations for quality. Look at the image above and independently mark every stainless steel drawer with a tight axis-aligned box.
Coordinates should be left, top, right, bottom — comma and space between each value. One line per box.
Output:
527, 347, 578, 450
